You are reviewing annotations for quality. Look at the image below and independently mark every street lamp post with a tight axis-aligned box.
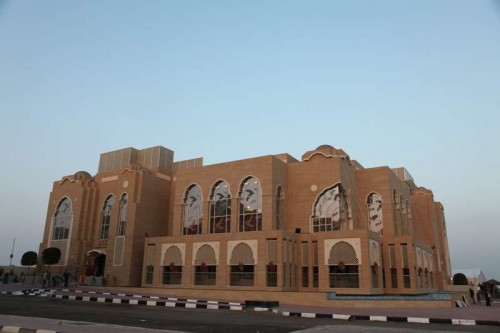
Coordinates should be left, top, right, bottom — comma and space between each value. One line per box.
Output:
9, 238, 15, 266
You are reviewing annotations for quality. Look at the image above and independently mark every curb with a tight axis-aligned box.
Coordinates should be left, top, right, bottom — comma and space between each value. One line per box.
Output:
0, 325, 61, 333
52, 293, 244, 310
52, 288, 244, 310
274, 309, 500, 326
2, 289, 245, 311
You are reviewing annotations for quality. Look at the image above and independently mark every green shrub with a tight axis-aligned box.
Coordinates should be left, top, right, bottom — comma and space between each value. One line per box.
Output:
453, 273, 469, 285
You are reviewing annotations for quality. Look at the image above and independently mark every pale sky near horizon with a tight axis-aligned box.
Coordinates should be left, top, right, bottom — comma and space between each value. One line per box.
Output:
1, 1, 499, 279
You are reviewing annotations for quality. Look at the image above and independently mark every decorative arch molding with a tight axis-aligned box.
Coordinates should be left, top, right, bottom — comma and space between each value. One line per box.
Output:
192, 242, 220, 265
120, 163, 151, 174
303, 151, 333, 161
227, 240, 257, 265
161, 243, 186, 266
87, 249, 107, 256
412, 187, 433, 197
369, 239, 380, 266
302, 145, 350, 162
59, 177, 75, 185
324, 238, 361, 266
121, 168, 134, 174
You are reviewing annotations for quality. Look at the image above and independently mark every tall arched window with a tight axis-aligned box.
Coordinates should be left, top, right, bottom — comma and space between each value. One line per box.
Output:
392, 189, 398, 235
275, 186, 284, 230
53, 198, 72, 240
312, 184, 349, 232
117, 193, 128, 236
238, 177, 262, 232
100, 195, 115, 240
366, 192, 383, 233
209, 181, 231, 233
183, 184, 203, 235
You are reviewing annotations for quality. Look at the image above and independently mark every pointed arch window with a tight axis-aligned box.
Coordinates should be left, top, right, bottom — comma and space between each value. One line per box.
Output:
100, 195, 115, 240
183, 184, 203, 235
312, 184, 349, 232
275, 186, 284, 230
209, 181, 231, 233
367, 192, 383, 233
238, 177, 262, 232
53, 198, 72, 240
117, 194, 128, 236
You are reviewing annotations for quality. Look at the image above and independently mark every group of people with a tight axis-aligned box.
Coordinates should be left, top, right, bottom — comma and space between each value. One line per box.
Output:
42, 269, 71, 288
470, 284, 494, 306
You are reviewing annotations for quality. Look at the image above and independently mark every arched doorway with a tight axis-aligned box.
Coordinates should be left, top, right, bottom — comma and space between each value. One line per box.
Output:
86, 250, 106, 280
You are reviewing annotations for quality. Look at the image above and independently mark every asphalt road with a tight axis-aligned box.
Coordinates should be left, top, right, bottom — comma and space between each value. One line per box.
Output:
0, 294, 498, 333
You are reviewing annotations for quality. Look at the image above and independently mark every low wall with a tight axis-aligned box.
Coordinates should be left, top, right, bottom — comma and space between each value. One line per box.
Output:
140, 287, 456, 308
446, 285, 472, 293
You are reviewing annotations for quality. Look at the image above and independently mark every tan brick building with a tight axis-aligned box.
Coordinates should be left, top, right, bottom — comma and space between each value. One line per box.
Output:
39, 144, 452, 297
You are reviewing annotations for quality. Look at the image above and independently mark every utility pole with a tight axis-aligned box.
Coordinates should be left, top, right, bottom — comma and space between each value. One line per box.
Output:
9, 238, 15, 266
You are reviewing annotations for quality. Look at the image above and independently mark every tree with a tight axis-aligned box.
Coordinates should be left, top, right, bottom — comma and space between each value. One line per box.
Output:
453, 273, 469, 285
21, 251, 38, 267
21, 251, 38, 284
42, 247, 61, 269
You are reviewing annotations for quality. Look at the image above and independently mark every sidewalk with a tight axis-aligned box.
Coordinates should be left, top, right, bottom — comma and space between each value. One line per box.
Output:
1, 282, 499, 332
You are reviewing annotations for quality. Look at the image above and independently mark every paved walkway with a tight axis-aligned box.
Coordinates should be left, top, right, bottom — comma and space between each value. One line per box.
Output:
1, 282, 499, 332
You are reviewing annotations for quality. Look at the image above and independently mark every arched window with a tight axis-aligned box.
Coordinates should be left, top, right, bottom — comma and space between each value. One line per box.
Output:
117, 194, 128, 236
229, 243, 255, 286
182, 184, 203, 235
402, 199, 409, 235
162, 246, 183, 285
392, 189, 398, 235
100, 195, 115, 240
194, 244, 217, 285
393, 189, 398, 208
238, 177, 262, 232
275, 186, 284, 230
53, 198, 72, 240
366, 192, 383, 233
209, 181, 231, 233
328, 241, 359, 288
312, 184, 349, 232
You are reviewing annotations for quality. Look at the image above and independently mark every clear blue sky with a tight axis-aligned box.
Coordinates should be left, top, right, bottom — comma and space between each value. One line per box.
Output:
1, 1, 499, 278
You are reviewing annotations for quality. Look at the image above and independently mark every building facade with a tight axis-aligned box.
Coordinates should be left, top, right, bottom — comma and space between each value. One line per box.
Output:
39, 145, 452, 296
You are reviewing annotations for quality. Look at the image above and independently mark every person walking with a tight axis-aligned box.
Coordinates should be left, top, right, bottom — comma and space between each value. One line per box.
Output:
485, 289, 492, 306
469, 287, 476, 304
43, 271, 52, 288
63, 270, 70, 287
